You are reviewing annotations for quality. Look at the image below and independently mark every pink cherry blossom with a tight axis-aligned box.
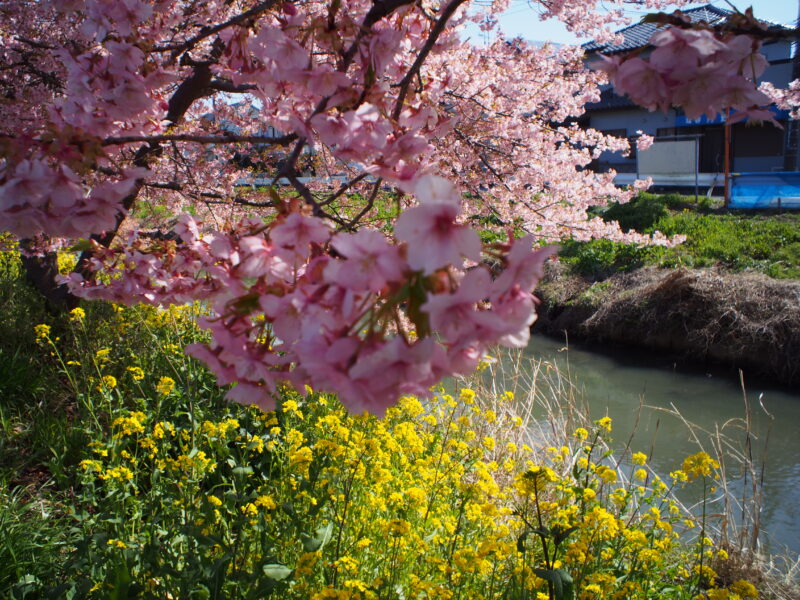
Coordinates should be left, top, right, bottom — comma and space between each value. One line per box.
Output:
270, 213, 331, 252
422, 268, 498, 339
327, 229, 405, 291
613, 58, 670, 113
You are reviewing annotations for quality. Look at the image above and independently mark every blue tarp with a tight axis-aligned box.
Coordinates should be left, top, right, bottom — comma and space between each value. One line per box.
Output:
729, 172, 800, 209
676, 107, 790, 127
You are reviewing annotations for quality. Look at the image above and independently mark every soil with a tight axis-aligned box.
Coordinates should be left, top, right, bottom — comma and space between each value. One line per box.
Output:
533, 262, 800, 387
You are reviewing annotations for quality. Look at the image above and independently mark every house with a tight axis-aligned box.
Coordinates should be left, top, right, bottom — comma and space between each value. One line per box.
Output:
580, 4, 795, 189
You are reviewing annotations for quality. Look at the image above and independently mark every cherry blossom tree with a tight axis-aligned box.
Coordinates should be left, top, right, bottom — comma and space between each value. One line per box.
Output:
0, 0, 792, 413
597, 8, 798, 126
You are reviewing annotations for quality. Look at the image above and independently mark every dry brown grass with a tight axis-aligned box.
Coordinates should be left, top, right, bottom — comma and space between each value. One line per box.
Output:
536, 265, 800, 386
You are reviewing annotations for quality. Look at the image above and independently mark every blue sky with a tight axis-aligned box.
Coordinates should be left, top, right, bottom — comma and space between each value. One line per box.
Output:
462, 1, 797, 46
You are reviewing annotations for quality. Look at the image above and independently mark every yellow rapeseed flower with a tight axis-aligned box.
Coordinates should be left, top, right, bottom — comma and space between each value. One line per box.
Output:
79, 459, 103, 472
595, 465, 617, 484
584, 584, 602, 596
595, 416, 612, 433
387, 519, 411, 537
34, 324, 51, 343
153, 421, 174, 439
127, 366, 145, 381
289, 446, 313, 473
100, 466, 134, 482
96, 375, 117, 392
681, 451, 720, 481
283, 399, 304, 420
574, 427, 589, 440
459, 388, 476, 404
670, 469, 688, 484
255, 495, 277, 510
156, 376, 175, 396
68, 307, 86, 322
113, 411, 146, 436
632, 452, 647, 465
730, 579, 758, 599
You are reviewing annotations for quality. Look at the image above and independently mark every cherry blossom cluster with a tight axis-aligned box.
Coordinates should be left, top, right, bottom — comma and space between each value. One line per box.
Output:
65, 175, 556, 414
761, 80, 800, 120
595, 15, 776, 124
0, 0, 792, 413
0, 160, 148, 238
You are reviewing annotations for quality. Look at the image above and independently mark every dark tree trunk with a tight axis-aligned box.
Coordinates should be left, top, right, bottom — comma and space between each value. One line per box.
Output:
18, 51, 223, 313
19, 241, 79, 313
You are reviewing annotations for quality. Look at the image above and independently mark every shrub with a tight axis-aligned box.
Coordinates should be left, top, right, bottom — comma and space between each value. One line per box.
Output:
600, 193, 671, 233
558, 239, 662, 278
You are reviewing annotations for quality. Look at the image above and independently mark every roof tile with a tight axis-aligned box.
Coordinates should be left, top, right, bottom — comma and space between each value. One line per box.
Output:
583, 4, 730, 55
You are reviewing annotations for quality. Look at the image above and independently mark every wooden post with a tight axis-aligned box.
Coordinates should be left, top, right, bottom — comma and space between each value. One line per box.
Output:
724, 109, 731, 208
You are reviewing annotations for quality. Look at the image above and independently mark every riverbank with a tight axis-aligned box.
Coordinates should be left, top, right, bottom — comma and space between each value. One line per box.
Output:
534, 262, 800, 387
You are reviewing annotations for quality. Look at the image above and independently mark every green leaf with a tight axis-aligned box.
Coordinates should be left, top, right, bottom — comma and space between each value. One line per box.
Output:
109, 561, 132, 600
533, 569, 562, 599
69, 239, 93, 252
190, 584, 211, 599
406, 275, 430, 338
533, 568, 573, 600
262, 564, 292, 581
267, 186, 282, 205
516, 531, 529, 553
301, 522, 334, 552
423, 528, 440, 544
552, 526, 578, 547
557, 568, 574, 600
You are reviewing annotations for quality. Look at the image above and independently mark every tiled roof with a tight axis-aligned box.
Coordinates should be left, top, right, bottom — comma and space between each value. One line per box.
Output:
583, 4, 730, 55
584, 87, 638, 111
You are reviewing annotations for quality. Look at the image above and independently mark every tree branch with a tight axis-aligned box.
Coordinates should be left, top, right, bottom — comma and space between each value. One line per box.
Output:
346, 177, 383, 230
208, 79, 258, 93
392, 0, 468, 120
144, 182, 278, 208
318, 173, 370, 206
341, 0, 417, 69
153, 0, 283, 56
103, 133, 297, 146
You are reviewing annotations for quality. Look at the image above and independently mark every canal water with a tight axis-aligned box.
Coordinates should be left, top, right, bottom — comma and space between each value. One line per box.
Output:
514, 334, 800, 556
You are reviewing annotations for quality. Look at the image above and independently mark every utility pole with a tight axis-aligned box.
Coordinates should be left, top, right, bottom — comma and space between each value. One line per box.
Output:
783, 0, 800, 171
